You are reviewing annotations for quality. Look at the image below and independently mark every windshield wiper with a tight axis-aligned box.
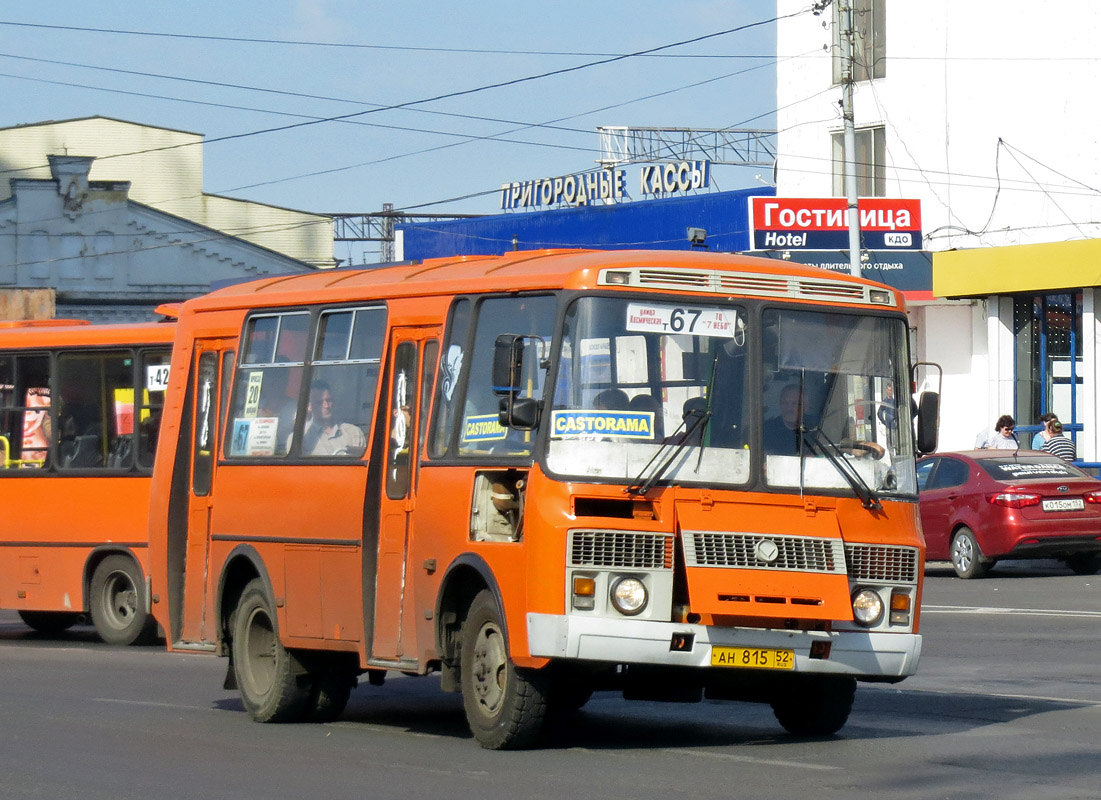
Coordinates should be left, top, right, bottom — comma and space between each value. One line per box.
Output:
626, 350, 719, 496
800, 425, 882, 511
625, 407, 711, 496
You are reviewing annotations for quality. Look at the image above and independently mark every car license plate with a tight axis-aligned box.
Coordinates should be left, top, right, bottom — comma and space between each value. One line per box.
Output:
1042, 498, 1084, 512
710, 646, 794, 670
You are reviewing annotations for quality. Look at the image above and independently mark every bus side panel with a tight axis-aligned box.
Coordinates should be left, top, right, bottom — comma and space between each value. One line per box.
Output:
411, 465, 537, 666
209, 464, 366, 649
0, 476, 152, 613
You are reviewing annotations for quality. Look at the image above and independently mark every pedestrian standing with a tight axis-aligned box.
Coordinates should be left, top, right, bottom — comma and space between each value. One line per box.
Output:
975, 415, 1018, 450
1031, 412, 1058, 450
1042, 420, 1076, 461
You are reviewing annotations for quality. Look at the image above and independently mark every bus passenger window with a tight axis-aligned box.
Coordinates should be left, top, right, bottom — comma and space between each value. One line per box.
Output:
137, 349, 171, 468
0, 355, 52, 469
227, 312, 308, 458
302, 307, 385, 459
57, 351, 133, 470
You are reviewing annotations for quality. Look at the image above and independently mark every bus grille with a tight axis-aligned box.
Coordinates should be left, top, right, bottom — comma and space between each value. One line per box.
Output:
601, 268, 883, 305
568, 530, 674, 570
845, 544, 920, 584
683, 532, 846, 573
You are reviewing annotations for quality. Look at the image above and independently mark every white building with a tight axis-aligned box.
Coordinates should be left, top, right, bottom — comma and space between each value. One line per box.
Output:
776, 1, 1101, 458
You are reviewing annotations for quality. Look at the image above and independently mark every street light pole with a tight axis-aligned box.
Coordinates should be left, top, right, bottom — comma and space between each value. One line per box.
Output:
839, 0, 862, 277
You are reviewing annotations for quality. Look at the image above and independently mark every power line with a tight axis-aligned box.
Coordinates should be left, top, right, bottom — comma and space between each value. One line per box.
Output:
0, 19, 776, 58
0, 10, 805, 180
0, 50, 594, 137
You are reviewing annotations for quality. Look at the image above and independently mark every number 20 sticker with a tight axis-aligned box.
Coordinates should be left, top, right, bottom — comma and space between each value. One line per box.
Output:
625, 302, 740, 338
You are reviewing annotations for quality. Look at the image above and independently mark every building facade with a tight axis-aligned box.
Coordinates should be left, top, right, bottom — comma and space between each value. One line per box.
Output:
0, 117, 338, 322
775, 1, 1101, 457
397, 186, 770, 260
0, 155, 315, 322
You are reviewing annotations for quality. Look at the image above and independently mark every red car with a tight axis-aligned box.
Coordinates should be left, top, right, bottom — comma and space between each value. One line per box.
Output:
917, 450, 1101, 578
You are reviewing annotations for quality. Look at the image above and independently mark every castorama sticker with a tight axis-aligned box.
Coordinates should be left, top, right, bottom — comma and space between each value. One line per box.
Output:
749, 197, 922, 250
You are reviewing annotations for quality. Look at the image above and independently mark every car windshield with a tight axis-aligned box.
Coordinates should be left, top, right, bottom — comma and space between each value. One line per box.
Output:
978, 457, 1091, 482
543, 296, 917, 497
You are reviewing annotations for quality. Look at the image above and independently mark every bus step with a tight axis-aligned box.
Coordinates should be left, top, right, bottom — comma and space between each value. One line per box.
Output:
172, 641, 218, 653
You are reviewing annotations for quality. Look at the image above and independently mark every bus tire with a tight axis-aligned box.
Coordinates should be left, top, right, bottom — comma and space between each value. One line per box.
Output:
459, 590, 547, 750
90, 555, 157, 646
18, 610, 81, 635
771, 675, 856, 736
302, 666, 357, 723
546, 666, 595, 715
232, 578, 310, 723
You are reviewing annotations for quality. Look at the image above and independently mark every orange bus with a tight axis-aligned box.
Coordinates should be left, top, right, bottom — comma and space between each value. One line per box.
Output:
0, 317, 175, 645
148, 249, 938, 748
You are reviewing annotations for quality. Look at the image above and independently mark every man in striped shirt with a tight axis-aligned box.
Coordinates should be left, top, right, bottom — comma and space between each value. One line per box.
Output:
1042, 420, 1077, 461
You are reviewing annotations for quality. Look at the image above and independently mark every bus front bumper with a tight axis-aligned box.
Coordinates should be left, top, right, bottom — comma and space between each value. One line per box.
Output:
527, 613, 921, 679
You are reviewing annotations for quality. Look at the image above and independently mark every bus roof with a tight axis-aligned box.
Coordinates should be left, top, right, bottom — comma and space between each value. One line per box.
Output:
186, 249, 902, 313
0, 320, 176, 349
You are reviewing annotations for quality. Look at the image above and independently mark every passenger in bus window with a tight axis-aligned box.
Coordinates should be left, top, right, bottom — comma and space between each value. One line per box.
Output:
301, 380, 366, 457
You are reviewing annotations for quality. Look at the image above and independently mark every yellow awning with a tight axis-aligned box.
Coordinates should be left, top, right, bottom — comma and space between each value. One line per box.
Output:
934, 239, 1101, 298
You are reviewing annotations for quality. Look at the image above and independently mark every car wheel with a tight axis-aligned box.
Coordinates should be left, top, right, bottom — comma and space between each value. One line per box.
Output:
1065, 553, 1101, 576
950, 527, 991, 579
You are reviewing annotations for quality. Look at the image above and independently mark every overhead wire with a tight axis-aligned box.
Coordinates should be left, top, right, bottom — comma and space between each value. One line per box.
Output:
0, 19, 783, 59
0, 9, 808, 175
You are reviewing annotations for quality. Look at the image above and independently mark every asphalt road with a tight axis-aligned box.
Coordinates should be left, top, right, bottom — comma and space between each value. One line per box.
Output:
1, 560, 1099, 800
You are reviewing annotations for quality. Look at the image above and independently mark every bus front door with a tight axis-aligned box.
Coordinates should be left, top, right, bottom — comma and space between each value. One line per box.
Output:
180, 341, 233, 645
372, 328, 437, 661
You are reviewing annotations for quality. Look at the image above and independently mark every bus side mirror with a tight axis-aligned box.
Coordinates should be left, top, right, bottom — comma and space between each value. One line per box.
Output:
492, 335, 524, 397
500, 396, 539, 430
916, 391, 939, 455
493, 334, 543, 431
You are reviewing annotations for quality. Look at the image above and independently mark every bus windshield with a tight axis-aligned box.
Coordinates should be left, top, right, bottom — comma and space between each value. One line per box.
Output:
545, 296, 916, 498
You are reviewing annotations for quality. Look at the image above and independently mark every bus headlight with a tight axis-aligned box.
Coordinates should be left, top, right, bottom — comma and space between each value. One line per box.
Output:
852, 588, 884, 626
610, 576, 648, 616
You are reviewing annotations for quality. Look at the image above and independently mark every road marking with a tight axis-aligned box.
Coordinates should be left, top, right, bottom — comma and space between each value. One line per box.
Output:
922, 604, 1101, 619
871, 685, 1101, 708
92, 698, 212, 711
660, 749, 838, 770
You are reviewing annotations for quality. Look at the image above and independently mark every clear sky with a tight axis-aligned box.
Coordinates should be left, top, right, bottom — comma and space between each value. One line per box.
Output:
0, 1, 780, 262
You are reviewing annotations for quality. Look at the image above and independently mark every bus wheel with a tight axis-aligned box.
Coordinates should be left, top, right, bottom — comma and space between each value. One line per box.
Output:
302, 665, 357, 723
232, 579, 310, 723
18, 610, 82, 635
771, 675, 856, 736
459, 590, 547, 750
546, 666, 595, 715
90, 555, 157, 646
